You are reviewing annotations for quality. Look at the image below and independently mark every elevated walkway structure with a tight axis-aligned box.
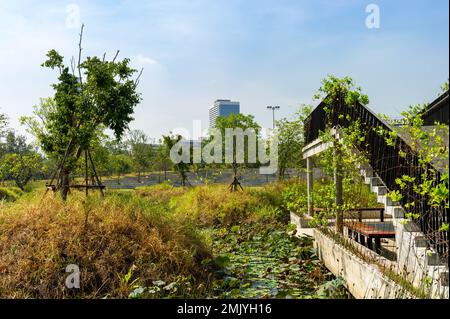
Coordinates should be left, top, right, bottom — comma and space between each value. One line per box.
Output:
298, 91, 449, 298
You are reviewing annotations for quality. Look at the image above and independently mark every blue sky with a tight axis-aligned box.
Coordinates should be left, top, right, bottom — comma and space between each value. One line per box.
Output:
0, 0, 448, 140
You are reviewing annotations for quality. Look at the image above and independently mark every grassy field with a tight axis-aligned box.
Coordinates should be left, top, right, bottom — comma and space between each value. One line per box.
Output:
0, 182, 348, 299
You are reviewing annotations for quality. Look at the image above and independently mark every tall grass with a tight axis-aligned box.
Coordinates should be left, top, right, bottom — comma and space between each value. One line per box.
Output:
0, 190, 211, 298
0, 181, 325, 299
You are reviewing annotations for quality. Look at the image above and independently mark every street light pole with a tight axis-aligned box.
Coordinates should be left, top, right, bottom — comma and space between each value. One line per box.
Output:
267, 106, 280, 129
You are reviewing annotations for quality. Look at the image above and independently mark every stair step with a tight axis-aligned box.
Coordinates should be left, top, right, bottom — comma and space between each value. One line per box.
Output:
373, 186, 387, 196
388, 198, 400, 206
370, 177, 384, 187
403, 220, 422, 232
387, 206, 404, 219
391, 206, 405, 218
414, 236, 428, 248
379, 195, 400, 207
361, 168, 374, 178
441, 272, 449, 287
426, 252, 446, 266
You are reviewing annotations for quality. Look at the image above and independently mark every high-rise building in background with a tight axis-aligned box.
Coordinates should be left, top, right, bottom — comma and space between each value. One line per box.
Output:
209, 99, 240, 128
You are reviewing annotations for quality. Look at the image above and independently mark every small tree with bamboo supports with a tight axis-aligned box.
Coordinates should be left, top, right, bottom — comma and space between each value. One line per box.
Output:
21, 25, 142, 200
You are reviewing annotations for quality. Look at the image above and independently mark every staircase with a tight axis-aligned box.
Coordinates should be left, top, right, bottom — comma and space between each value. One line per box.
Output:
303, 91, 449, 298
360, 164, 449, 298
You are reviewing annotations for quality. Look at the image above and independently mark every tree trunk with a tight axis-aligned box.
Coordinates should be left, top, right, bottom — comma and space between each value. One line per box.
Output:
61, 168, 70, 201
334, 144, 344, 234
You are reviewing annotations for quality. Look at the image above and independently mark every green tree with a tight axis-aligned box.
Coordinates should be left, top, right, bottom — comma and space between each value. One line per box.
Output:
110, 154, 132, 184
275, 104, 311, 180
0, 153, 40, 190
162, 135, 189, 186
1, 131, 34, 156
441, 79, 449, 93
105, 138, 129, 156
0, 109, 7, 138
20, 25, 142, 199
89, 137, 113, 178
212, 113, 261, 191
153, 143, 172, 183
128, 130, 152, 183
311, 75, 370, 233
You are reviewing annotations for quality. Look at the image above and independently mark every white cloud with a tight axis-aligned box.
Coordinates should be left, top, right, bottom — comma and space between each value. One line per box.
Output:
135, 54, 159, 66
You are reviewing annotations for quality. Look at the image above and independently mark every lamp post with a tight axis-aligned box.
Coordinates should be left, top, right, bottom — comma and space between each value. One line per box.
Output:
267, 105, 280, 130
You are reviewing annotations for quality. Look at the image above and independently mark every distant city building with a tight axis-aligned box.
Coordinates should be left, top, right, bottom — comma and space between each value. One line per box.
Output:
209, 99, 240, 128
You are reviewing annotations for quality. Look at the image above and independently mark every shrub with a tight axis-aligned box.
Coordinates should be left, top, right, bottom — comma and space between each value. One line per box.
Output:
281, 181, 308, 214
0, 187, 23, 202
281, 178, 380, 216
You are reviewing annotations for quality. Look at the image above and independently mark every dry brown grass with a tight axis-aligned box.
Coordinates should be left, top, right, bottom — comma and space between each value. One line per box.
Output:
170, 185, 261, 226
166, 182, 290, 227
0, 182, 291, 299
0, 191, 211, 298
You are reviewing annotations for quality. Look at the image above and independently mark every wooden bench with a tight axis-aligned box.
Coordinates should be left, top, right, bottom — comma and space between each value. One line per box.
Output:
313, 207, 386, 221
311, 207, 393, 254
344, 221, 395, 254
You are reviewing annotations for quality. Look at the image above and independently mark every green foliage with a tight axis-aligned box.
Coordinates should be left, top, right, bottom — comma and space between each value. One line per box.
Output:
378, 95, 449, 224
305, 76, 374, 228
0, 187, 24, 201
211, 224, 346, 299
282, 179, 379, 218
110, 154, 132, 183
171, 185, 257, 226
281, 181, 308, 214
441, 79, 449, 93
0, 153, 40, 190
20, 26, 142, 197
0, 131, 33, 156
0, 109, 9, 139
210, 113, 261, 168
163, 134, 189, 186
316, 277, 347, 299
388, 190, 403, 202
314, 75, 369, 107
128, 130, 153, 181
152, 143, 172, 181
375, 86, 449, 252
214, 113, 261, 135
275, 104, 311, 179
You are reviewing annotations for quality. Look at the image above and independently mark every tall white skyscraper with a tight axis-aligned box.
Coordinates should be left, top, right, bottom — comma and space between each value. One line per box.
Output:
209, 99, 240, 128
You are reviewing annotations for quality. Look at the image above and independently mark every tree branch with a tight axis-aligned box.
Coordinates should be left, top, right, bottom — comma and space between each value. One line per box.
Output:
112, 50, 120, 63
77, 24, 85, 88
134, 68, 144, 87
70, 56, 76, 76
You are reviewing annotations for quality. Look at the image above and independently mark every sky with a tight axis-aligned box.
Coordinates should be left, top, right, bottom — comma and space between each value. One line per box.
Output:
0, 0, 448, 141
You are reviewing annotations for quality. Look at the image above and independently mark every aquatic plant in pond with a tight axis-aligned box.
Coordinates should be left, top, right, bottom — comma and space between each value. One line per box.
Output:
211, 224, 348, 299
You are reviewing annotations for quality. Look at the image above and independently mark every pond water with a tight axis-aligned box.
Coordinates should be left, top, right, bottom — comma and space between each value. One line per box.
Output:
211, 226, 348, 299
